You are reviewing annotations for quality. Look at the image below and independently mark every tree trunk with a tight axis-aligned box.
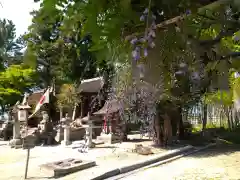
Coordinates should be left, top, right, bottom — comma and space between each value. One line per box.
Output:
153, 115, 163, 146
202, 104, 207, 131
60, 107, 63, 120
177, 107, 184, 139
163, 113, 172, 145
224, 106, 231, 130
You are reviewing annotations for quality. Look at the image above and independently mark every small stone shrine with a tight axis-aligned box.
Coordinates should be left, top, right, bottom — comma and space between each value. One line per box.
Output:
94, 100, 126, 144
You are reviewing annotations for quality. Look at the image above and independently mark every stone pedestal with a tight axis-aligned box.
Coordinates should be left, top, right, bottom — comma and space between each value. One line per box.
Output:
61, 126, 71, 146
97, 133, 121, 144
9, 120, 22, 148
85, 121, 95, 148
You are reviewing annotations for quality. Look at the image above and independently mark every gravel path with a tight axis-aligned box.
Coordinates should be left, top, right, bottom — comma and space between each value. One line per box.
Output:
121, 145, 240, 180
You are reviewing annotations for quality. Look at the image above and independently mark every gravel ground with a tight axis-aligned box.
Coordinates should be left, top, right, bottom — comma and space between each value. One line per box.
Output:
121, 144, 240, 180
0, 136, 169, 180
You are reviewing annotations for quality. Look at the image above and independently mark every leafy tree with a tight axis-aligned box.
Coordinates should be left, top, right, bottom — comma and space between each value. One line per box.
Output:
0, 19, 37, 115
0, 64, 37, 114
57, 83, 80, 118
25, 3, 111, 89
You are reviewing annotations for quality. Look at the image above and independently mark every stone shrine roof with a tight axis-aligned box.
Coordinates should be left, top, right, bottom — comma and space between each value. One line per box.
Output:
94, 99, 122, 115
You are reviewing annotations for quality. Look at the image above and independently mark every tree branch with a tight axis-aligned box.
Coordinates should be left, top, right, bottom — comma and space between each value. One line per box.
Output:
199, 28, 239, 46
220, 52, 240, 60
125, 0, 231, 41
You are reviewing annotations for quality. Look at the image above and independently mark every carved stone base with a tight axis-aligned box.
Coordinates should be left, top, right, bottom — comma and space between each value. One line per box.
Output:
9, 138, 22, 148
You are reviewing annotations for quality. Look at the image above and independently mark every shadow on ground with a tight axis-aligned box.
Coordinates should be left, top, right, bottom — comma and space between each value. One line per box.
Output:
125, 138, 152, 143
188, 144, 240, 158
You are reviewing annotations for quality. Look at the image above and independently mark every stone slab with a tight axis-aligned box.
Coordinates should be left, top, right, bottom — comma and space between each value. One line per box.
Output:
40, 158, 96, 177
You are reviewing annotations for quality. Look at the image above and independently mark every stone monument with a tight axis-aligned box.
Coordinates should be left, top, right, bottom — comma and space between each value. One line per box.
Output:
38, 111, 55, 145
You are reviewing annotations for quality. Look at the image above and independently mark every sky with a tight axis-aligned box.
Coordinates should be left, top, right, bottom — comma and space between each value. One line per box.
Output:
0, 0, 40, 37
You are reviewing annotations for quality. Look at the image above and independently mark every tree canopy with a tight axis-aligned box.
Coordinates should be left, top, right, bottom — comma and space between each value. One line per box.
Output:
26, 0, 240, 109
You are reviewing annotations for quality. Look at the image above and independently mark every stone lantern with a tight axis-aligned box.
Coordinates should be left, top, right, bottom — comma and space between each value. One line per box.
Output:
61, 113, 72, 146
9, 104, 31, 148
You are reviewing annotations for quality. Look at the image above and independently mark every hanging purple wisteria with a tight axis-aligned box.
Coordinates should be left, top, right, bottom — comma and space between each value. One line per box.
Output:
129, 8, 157, 62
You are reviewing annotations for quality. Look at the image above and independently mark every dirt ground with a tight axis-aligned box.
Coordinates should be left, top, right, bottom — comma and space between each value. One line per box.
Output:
122, 144, 240, 180
0, 135, 170, 180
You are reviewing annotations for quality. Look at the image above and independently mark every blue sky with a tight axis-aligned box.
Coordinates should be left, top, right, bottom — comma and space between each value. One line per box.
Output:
0, 0, 39, 37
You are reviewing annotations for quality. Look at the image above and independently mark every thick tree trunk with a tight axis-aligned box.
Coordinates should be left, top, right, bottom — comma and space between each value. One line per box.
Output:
163, 114, 172, 145
224, 107, 231, 130
154, 102, 184, 146
153, 115, 163, 146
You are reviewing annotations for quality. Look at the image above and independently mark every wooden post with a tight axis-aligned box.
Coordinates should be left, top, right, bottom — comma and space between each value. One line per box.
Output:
24, 117, 30, 179
72, 103, 77, 120
80, 98, 84, 118
24, 148, 30, 179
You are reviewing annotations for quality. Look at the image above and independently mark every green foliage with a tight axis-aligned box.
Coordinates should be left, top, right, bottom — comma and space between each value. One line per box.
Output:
25, 2, 113, 90
204, 90, 233, 105
0, 64, 37, 110
57, 83, 80, 109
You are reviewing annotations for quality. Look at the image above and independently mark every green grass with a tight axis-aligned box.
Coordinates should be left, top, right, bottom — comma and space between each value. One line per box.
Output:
190, 123, 240, 144
191, 123, 228, 133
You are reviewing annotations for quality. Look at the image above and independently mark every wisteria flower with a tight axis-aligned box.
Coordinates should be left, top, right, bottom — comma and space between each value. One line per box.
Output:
146, 35, 153, 43
179, 62, 187, 68
131, 37, 138, 45
175, 70, 183, 75
152, 15, 156, 20
148, 30, 156, 38
186, 9, 191, 15
149, 41, 155, 48
234, 35, 240, 41
143, 8, 149, 14
139, 37, 147, 43
132, 47, 141, 61
151, 22, 157, 29
140, 15, 145, 21
175, 26, 181, 32
191, 72, 200, 80
144, 48, 148, 57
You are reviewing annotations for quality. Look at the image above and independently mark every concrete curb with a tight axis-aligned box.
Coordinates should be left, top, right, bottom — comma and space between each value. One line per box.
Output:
142, 143, 217, 169
107, 143, 217, 180
91, 145, 194, 180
